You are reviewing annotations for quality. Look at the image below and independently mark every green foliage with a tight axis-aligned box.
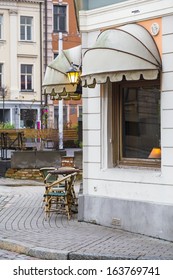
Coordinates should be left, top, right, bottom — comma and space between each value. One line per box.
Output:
0, 122, 15, 129
79, 141, 83, 148
74, 139, 83, 148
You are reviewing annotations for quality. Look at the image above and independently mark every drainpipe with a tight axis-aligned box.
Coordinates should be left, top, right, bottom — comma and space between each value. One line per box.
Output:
58, 34, 63, 149
58, 0, 63, 149
39, 1, 43, 126
44, 0, 48, 129
44, 0, 48, 70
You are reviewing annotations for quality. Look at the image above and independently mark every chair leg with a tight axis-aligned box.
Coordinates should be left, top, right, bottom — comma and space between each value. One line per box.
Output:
45, 196, 51, 219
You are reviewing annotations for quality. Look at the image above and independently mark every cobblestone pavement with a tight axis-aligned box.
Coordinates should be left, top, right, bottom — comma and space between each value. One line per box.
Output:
0, 248, 37, 260
0, 178, 173, 260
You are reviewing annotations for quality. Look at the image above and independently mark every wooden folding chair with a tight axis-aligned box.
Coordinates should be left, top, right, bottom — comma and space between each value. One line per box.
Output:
44, 172, 77, 220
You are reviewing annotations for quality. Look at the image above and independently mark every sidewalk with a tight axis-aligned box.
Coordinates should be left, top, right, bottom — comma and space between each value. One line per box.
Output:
0, 177, 173, 260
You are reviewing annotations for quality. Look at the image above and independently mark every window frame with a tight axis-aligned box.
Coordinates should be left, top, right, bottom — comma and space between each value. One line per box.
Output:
20, 108, 37, 128
20, 64, 33, 92
0, 15, 3, 40
53, 4, 67, 33
20, 16, 33, 41
112, 78, 161, 168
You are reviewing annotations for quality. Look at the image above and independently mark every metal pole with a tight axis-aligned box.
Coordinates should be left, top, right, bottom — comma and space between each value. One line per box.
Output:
0, 87, 5, 127
2, 88, 5, 127
58, 32, 63, 149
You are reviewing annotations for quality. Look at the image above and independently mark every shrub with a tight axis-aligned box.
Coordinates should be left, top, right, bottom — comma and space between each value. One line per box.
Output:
0, 122, 15, 129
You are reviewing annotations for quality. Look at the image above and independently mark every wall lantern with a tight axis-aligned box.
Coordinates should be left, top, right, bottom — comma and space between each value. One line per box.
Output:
66, 62, 81, 85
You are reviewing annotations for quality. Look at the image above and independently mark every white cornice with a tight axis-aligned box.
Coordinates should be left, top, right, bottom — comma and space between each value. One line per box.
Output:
0, 0, 43, 5
79, 0, 173, 31
6, 0, 43, 2
0, 0, 43, 11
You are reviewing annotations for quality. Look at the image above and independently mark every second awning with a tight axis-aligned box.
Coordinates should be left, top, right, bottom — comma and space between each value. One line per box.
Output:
43, 45, 81, 94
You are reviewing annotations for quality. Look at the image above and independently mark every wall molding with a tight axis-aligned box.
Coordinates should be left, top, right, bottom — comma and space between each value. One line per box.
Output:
79, 0, 173, 31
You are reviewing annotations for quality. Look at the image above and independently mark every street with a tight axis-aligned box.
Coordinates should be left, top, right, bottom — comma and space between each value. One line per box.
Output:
0, 248, 37, 260
1, 178, 173, 260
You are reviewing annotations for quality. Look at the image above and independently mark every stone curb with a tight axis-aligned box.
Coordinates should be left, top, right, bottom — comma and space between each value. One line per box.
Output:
69, 252, 138, 260
0, 238, 172, 260
0, 238, 68, 260
0, 238, 140, 260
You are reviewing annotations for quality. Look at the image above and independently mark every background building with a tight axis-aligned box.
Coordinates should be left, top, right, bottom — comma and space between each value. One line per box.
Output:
0, 0, 43, 128
44, 0, 82, 129
0, 0, 81, 130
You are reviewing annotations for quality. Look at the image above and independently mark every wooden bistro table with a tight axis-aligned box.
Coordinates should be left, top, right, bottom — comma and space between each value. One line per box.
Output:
49, 167, 80, 176
44, 167, 80, 219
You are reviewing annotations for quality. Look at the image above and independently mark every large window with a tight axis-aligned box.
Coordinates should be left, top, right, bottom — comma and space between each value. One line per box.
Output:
20, 109, 37, 128
113, 79, 161, 167
0, 15, 3, 39
20, 64, 33, 91
20, 16, 33, 41
53, 5, 67, 32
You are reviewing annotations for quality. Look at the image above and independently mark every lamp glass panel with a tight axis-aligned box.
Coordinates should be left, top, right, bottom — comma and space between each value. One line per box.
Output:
67, 71, 79, 84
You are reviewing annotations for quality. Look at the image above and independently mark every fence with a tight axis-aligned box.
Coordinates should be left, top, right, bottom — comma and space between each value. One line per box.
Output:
0, 129, 79, 158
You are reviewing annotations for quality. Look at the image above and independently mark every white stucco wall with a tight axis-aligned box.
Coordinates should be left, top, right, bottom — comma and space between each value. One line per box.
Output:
79, 0, 173, 240
161, 15, 173, 181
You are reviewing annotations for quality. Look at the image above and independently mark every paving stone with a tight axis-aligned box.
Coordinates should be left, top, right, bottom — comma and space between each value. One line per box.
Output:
0, 178, 173, 260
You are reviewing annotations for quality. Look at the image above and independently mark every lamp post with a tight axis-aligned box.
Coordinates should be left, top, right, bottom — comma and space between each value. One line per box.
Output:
0, 86, 6, 127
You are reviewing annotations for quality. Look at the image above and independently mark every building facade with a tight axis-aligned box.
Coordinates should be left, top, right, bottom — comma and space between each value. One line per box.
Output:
0, 0, 81, 130
0, 0, 43, 128
44, 0, 82, 129
78, 0, 173, 241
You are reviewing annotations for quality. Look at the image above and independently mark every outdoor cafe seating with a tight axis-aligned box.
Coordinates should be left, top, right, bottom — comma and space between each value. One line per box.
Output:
42, 167, 79, 220
40, 167, 58, 184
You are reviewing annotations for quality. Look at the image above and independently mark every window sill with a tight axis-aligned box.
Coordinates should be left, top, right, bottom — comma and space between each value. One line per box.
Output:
117, 159, 161, 169
0, 39, 6, 43
53, 31, 67, 34
20, 90, 35, 93
19, 40, 35, 44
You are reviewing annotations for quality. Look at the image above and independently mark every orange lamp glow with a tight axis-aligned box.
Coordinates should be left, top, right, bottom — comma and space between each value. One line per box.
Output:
148, 147, 161, 159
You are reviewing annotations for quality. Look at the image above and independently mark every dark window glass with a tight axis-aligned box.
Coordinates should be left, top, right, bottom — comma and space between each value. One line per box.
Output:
121, 86, 160, 159
53, 5, 66, 32
20, 109, 37, 128
20, 64, 33, 91
20, 16, 32, 40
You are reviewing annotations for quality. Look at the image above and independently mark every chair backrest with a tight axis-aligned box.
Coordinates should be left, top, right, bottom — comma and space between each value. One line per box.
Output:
49, 172, 77, 190
40, 167, 57, 184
